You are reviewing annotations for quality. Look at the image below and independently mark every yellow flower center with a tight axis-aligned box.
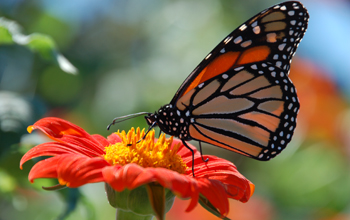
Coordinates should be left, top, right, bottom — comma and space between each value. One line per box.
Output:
104, 128, 187, 174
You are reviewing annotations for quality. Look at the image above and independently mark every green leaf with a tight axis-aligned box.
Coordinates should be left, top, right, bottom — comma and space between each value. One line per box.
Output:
0, 17, 77, 74
0, 26, 13, 44
26, 33, 57, 59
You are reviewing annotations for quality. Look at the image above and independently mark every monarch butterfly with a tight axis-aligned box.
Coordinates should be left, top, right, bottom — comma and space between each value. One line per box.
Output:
108, 1, 309, 175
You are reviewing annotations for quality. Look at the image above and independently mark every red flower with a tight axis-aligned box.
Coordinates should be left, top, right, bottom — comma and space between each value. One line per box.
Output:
20, 117, 254, 217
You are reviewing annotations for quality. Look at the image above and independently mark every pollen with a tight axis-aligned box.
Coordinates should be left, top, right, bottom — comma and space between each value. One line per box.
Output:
104, 128, 187, 174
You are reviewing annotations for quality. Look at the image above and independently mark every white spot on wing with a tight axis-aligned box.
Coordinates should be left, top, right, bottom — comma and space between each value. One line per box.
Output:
278, 43, 286, 51
234, 36, 243, 44
239, 24, 247, 31
253, 26, 261, 34
241, 40, 252, 47
224, 36, 233, 44
234, 66, 244, 71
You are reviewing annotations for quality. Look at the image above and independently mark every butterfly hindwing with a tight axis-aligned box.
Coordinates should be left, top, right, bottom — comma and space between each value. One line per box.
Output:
177, 61, 299, 160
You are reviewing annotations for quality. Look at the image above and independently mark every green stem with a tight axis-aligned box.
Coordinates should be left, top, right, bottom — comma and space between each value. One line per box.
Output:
116, 209, 154, 220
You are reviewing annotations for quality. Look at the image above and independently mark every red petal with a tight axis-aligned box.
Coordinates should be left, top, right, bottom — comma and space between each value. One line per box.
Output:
28, 117, 105, 155
28, 156, 60, 182
106, 133, 122, 144
56, 155, 110, 187
20, 142, 102, 169
173, 140, 253, 205
92, 134, 110, 147
193, 155, 254, 203
175, 141, 254, 213
28, 154, 110, 187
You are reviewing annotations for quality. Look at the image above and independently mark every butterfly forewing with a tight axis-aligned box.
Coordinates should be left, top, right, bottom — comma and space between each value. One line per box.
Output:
171, 1, 309, 103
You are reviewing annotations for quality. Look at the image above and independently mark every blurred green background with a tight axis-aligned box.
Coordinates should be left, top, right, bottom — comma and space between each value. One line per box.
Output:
1, 0, 350, 219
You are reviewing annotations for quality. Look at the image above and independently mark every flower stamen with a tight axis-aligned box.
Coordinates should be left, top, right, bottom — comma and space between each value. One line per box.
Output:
104, 128, 187, 174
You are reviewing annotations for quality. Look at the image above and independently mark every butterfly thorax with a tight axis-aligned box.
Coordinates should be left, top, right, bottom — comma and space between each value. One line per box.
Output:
145, 104, 191, 140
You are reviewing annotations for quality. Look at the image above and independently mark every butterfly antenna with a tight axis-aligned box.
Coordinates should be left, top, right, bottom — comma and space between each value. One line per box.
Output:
107, 112, 149, 130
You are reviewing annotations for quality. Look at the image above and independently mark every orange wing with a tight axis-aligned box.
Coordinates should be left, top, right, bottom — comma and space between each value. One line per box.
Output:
170, 1, 309, 104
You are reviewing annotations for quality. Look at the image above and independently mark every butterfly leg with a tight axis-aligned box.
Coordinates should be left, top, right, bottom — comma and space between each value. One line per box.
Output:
199, 142, 209, 163
181, 140, 196, 177
140, 121, 157, 141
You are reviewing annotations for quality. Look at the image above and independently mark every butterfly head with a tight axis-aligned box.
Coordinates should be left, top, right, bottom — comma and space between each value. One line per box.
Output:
144, 105, 172, 130
145, 113, 157, 127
